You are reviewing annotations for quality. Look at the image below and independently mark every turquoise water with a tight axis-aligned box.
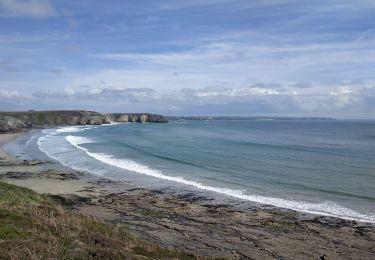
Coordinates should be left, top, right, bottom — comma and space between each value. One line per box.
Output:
36, 120, 375, 222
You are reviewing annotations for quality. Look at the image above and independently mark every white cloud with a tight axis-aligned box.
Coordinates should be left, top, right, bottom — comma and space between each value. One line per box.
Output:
0, 79, 369, 117
33, 86, 157, 103
170, 83, 375, 116
64, 86, 75, 95
0, 0, 55, 18
0, 89, 19, 98
184, 85, 280, 98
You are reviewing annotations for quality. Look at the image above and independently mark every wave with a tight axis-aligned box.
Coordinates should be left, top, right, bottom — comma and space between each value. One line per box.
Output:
55, 126, 98, 133
66, 136, 95, 145
25, 135, 37, 146
64, 135, 375, 223
56, 127, 84, 133
112, 139, 211, 170
37, 135, 93, 174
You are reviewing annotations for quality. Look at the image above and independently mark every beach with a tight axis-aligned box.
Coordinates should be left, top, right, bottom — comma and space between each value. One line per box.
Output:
1, 131, 374, 259
0, 133, 21, 159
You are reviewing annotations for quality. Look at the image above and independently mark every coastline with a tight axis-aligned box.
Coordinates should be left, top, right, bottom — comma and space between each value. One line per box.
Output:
1, 131, 374, 258
0, 132, 23, 160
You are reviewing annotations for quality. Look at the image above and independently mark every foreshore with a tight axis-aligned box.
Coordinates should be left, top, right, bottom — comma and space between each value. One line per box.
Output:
0, 132, 22, 159
1, 132, 374, 259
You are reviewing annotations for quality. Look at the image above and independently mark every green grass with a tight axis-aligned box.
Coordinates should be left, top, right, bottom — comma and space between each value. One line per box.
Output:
0, 181, 204, 259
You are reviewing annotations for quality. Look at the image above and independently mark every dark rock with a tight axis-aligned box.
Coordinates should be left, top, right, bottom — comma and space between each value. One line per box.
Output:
49, 194, 89, 206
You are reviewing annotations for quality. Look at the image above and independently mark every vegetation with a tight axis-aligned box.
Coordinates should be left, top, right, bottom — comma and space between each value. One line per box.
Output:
0, 181, 200, 259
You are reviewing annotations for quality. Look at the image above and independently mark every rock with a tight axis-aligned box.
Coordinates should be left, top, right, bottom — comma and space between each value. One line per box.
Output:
23, 160, 45, 166
109, 113, 168, 123
117, 115, 129, 122
0, 115, 30, 133
48, 194, 89, 206
105, 198, 114, 204
139, 114, 148, 123
91, 198, 101, 204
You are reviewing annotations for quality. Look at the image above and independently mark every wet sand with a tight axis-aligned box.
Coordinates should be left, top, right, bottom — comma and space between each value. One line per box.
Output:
0, 133, 22, 159
1, 133, 374, 259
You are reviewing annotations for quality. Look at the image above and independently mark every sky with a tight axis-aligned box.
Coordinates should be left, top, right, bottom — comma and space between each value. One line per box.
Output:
0, 0, 375, 118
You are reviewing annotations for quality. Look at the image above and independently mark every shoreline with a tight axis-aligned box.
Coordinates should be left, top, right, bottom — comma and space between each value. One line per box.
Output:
3, 130, 375, 224
1, 131, 375, 258
38, 125, 375, 224
0, 132, 24, 161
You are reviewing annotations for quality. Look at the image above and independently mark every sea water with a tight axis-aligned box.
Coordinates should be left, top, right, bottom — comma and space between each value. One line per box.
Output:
32, 120, 375, 222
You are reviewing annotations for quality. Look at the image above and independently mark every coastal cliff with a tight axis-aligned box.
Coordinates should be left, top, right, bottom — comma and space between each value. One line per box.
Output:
110, 113, 168, 123
0, 111, 168, 133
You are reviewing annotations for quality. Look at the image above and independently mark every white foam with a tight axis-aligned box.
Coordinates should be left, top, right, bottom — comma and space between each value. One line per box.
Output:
37, 134, 103, 176
63, 135, 375, 223
25, 135, 37, 146
55, 125, 98, 133
53, 123, 120, 136
66, 135, 95, 145
42, 129, 51, 134
56, 127, 84, 133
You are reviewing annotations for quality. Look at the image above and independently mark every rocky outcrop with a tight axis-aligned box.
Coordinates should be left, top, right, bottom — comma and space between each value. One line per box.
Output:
0, 115, 31, 133
0, 111, 168, 133
109, 113, 168, 123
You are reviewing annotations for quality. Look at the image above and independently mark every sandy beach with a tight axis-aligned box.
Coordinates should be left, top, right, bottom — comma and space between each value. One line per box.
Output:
1, 132, 375, 259
0, 133, 22, 159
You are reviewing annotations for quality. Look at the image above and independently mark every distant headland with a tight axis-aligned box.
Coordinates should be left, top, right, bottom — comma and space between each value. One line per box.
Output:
0, 110, 168, 133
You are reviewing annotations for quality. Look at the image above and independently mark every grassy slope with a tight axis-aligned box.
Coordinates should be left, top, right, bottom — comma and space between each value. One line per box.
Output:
0, 111, 101, 125
0, 181, 201, 260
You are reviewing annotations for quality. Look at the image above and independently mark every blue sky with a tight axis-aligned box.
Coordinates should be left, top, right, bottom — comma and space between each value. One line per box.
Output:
1, 0, 375, 118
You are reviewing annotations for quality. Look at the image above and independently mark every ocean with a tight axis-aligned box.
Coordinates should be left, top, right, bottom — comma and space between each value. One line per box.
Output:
11, 120, 375, 222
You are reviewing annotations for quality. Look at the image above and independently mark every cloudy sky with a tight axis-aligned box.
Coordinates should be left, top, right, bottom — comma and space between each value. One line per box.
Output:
1, 0, 375, 118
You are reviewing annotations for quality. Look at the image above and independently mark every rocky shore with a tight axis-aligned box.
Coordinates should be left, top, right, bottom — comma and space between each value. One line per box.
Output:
0, 110, 168, 133
1, 133, 374, 259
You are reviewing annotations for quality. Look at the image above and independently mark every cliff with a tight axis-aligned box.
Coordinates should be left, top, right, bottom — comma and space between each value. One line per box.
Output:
0, 111, 168, 133
109, 113, 168, 123
0, 115, 31, 133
